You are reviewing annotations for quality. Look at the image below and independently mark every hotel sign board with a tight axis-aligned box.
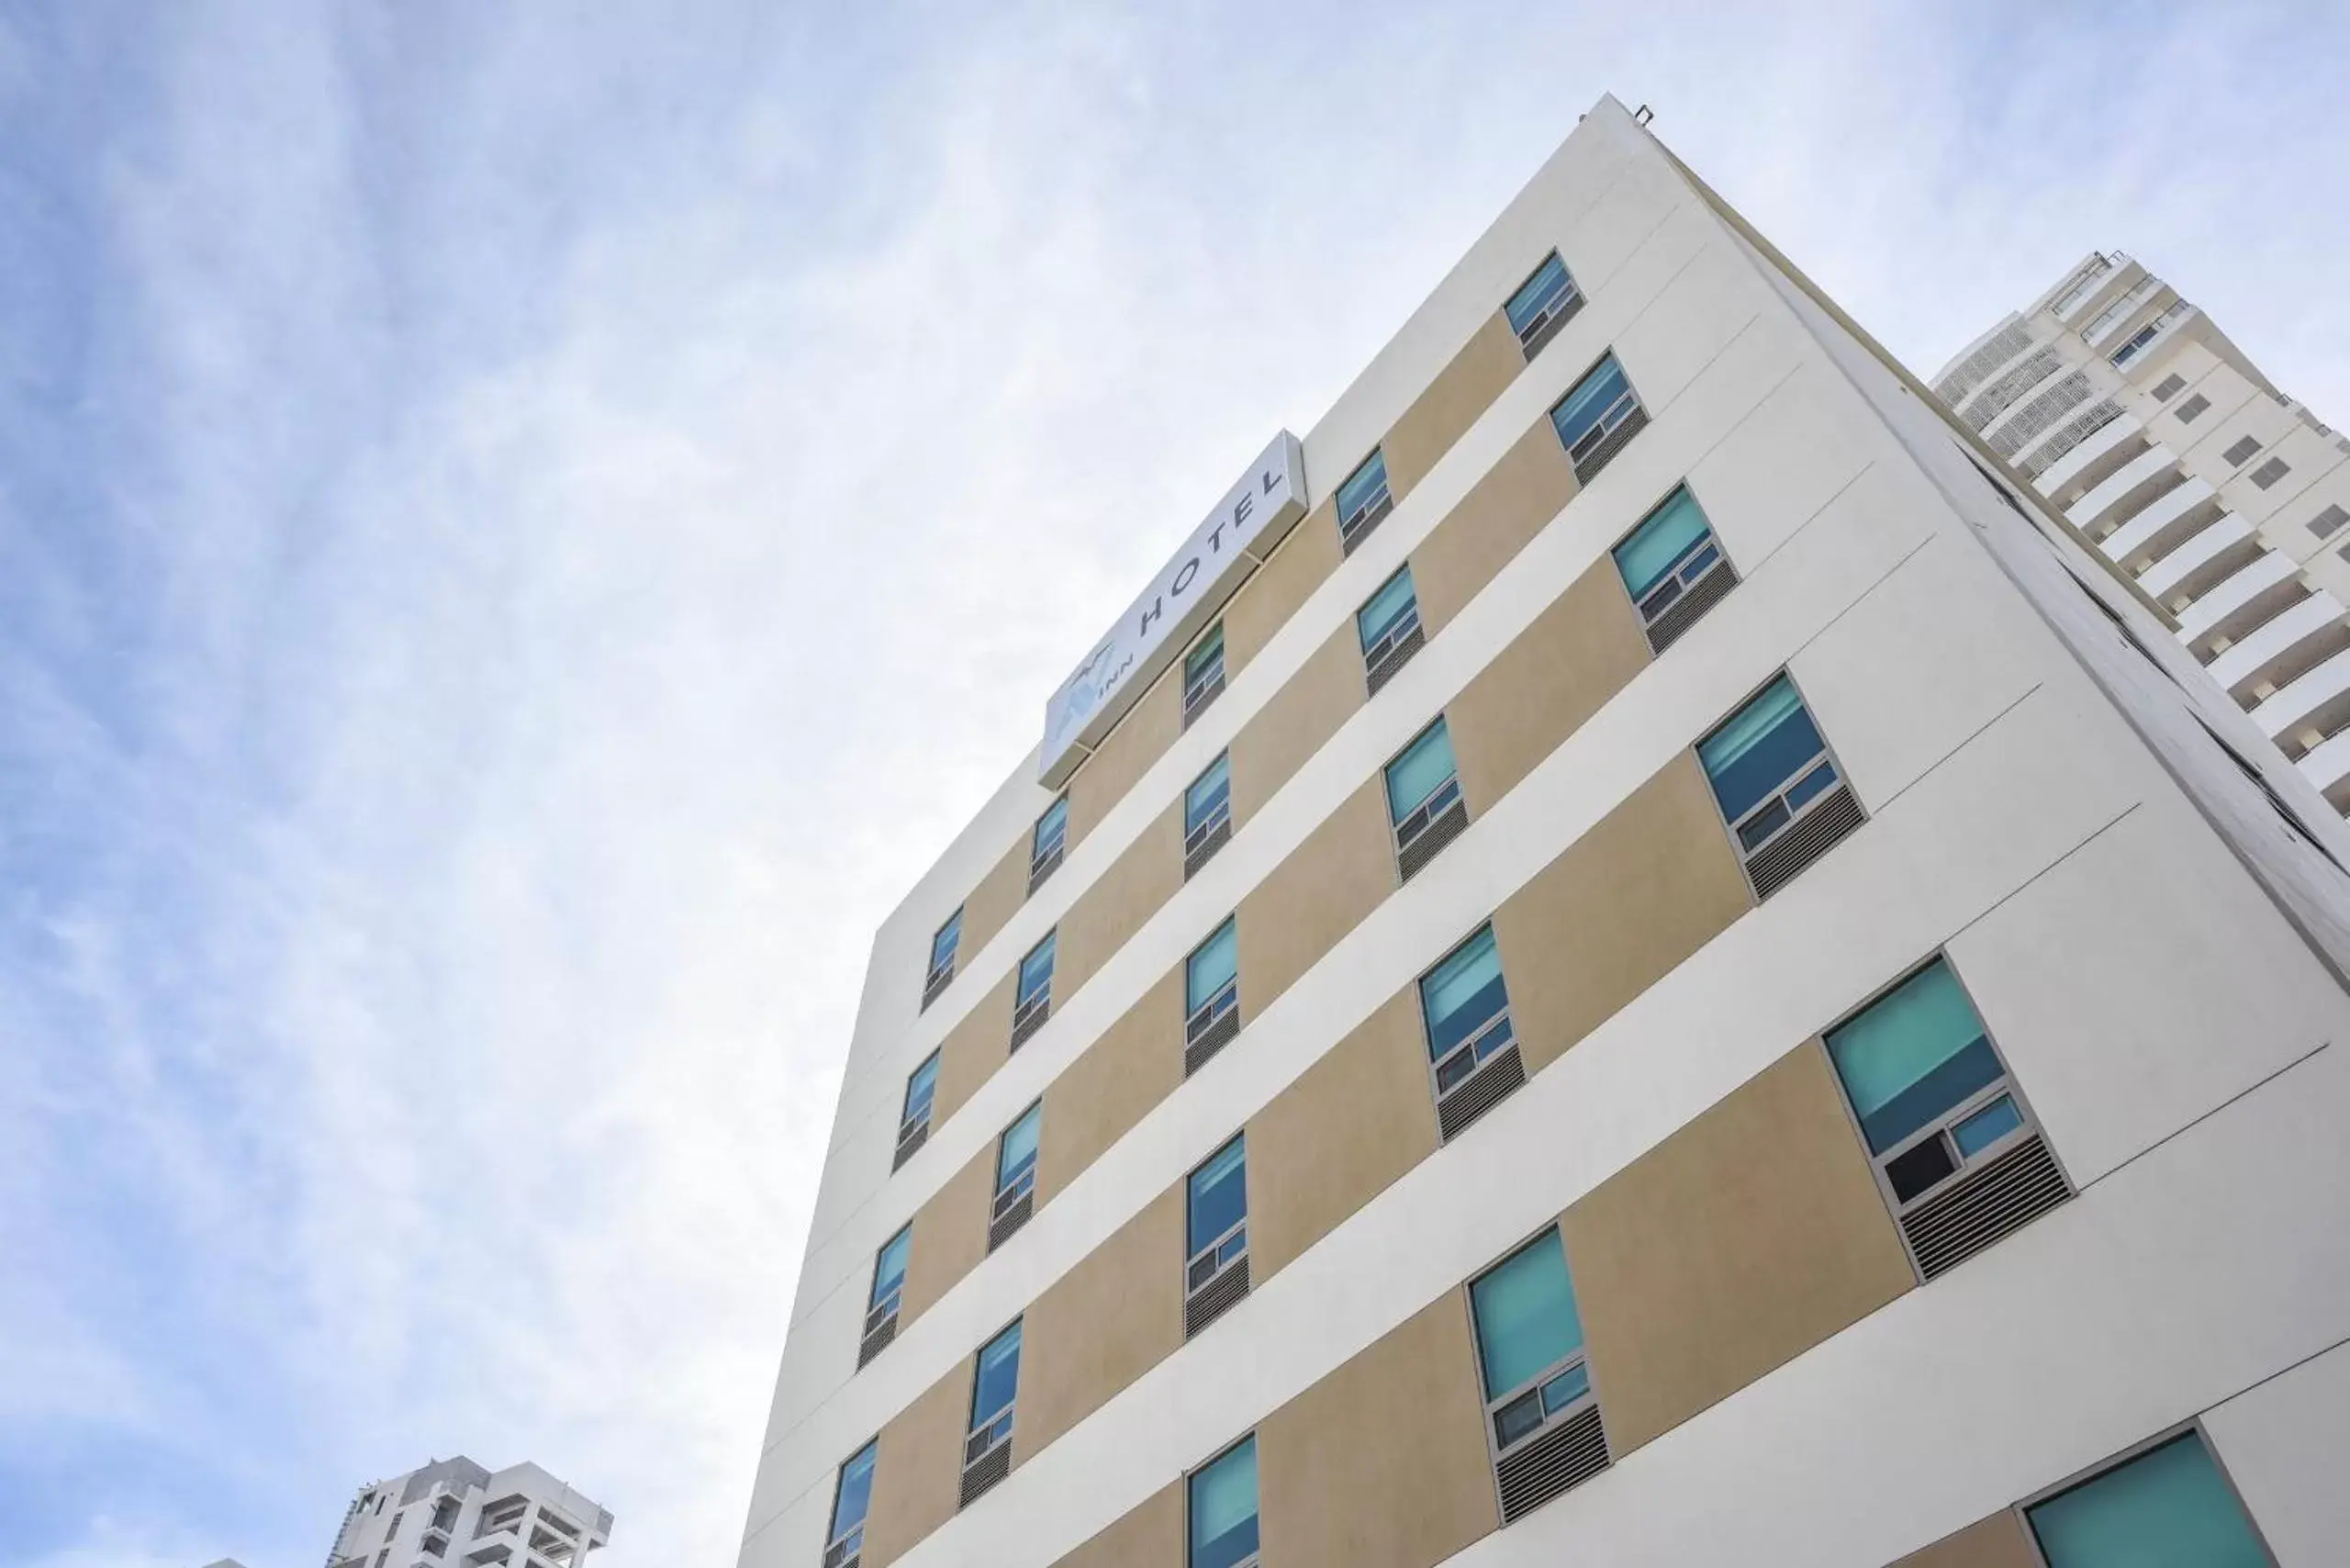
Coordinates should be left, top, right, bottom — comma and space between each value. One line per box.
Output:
1040, 431, 1308, 787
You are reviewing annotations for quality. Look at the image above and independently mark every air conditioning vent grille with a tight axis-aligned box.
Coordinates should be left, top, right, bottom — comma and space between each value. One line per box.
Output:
856, 1311, 898, 1369
1338, 493, 1394, 555
987, 1191, 1035, 1253
1364, 624, 1426, 697
1184, 1256, 1250, 1338
1495, 1403, 1609, 1522
957, 1440, 1012, 1509
892, 1119, 929, 1172
1744, 784, 1863, 900
1397, 798, 1470, 881
1902, 1132, 2071, 1280
1438, 1041, 1526, 1142
821, 1537, 859, 1568
1026, 846, 1063, 894
1183, 1008, 1242, 1076
1643, 559, 1737, 653
1516, 292, 1584, 361
1184, 817, 1232, 880
1183, 671, 1226, 729
920, 965, 953, 1012
1570, 405, 1649, 483
1009, 996, 1050, 1051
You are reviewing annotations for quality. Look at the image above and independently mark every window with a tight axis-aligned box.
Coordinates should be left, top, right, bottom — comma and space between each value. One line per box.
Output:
825, 1439, 878, 1567
1028, 798, 1069, 892
1386, 717, 1468, 879
961, 1319, 1023, 1506
1358, 565, 1425, 695
1505, 251, 1583, 358
1188, 1435, 1259, 1568
1698, 673, 1863, 898
1184, 916, 1242, 1071
1470, 1228, 1608, 1519
2306, 503, 2348, 541
1826, 956, 2069, 1277
989, 1102, 1041, 1250
1614, 485, 1735, 652
859, 1224, 911, 1367
2026, 1430, 2273, 1567
2109, 321, 2161, 364
1184, 752, 1234, 878
2250, 456, 2290, 489
2221, 435, 2262, 466
896, 1049, 940, 1170
1184, 624, 1227, 727
1337, 448, 1393, 554
2174, 392, 2211, 422
922, 908, 962, 1008
1011, 930, 1056, 1048
1421, 924, 1522, 1139
1550, 352, 1647, 482
1184, 1134, 1249, 1336
2150, 372, 2187, 401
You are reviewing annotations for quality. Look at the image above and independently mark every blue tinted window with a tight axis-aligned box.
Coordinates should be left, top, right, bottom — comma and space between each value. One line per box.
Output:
1186, 754, 1232, 835
971, 1320, 1024, 1427
1359, 566, 1419, 651
903, 1050, 940, 1124
1386, 720, 1458, 823
1506, 252, 1577, 337
1699, 676, 1827, 823
1189, 1437, 1259, 1568
1613, 487, 1714, 600
1187, 918, 1239, 1013
830, 1440, 878, 1540
1471, 1229, 1585, 1398
997, 1103, 1041, 1193
1826, 959, 2002, 1154
1421, 925, 1507, 1059
2028, 1432, 2270, 1568
1337, 450, 1390, 521
1017, 931, 1057, 1005
930, 908, 962, 974
1551, 354, 1635, 453
1187, 1135, 1248, 1253
870, 1225, 911, 1308
1033, 798, 1069, 858
1186, 624, 1225, 685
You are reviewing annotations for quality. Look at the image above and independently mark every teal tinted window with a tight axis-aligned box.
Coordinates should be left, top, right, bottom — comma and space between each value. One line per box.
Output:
1359, 566, 1418, 650
1613, 487, 1714, 600
1034, 797, 1069, 859
1551, 354, 1635, 452
1470, 1229, 1585, 1398
997, 1103, 1041, 1193
870, 1225, 911, 1309
1337, 449, 1390, 521
830, 1439, 878, 1540
929, 908, 962, 975
1017, 931, 1057, 1005
1187, 918, 1239, 1013
1188, 1436, 1259, 1568
1421, 924, 1506, 1059
1386, 720, 1458, 822
1187, 1135, 1247, 1254
2027, 1432, 2270, 1568
1826, 959, 2003, 1154
970, 1319, 1024, 1427
1187, 624, 1225, 685
903, 1050, 940, 1125
1186, 754, 1232, 835
1506, 252, 1577, 337
1699, 675, 1829, 824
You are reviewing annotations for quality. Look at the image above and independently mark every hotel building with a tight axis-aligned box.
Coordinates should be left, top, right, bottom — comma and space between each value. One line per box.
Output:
741, 96, 2350, 1568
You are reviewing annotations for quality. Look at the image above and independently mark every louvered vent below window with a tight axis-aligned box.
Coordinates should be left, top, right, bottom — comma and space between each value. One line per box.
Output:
856, 1305, 899, 1369
1516, 290, 1584, 361
958, 1438, 1012, 1509
1009, 994, 1050, 1051
1184, 1255, 1250, 1338
1183, 670, 1225, 728
821, 1536, 859, 1568
1438, 1041, 1525, 1142
1495, 1403, 1609, 1522
1570, 405, 1649, 484
1396, 793, 1471, 882
920, 964, 953, 1012
1184, 816, 1232, 879
892, 1118, 929, 1172
1184, 1008, 1242, 1076
1901, 1132, 2071, 1280
1744, 784, 1864, 900
1339, 493, 1394, 555
1364, 622, 1426, 696
1026, 846, 1063, 894
987, 1191, 1034, 1253
1642, 554, 1737, 654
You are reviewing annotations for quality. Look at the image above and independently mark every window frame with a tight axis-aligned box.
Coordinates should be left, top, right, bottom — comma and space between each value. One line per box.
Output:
825, 1438, 879, 1564
1550, 350, 1648, 481
1011, 928, 1058, 1047
1694, 666, 1858, 888
1610, 480, 1736, 648
1183, 1132, 1249, 1303
900, 1049, 940, 1142
1505, 250, 1583, 358
1336, 446, 1394, 551
925, 907, 962, 994
1184, 751, 1234, 875
867, 1223, 911, 1323
964, 1316, 1025, 1473
1417, 921, 1516, 1106
1357, 563, 1426, 695
1183, 1430, 1262, 1568
1184, 915, 1242, 1043
2014, 1420, 2279, 1568
1028, 797, 1069, 890
1183, 623, 1228, 728
1464, 1225, 1602, 1474
1383, 714, 1466, 872
994, 1100, 1043, 1213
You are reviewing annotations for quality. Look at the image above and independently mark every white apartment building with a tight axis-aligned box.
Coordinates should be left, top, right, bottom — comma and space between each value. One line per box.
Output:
325, 1458, 610, 1568
1934, 253, 2350, 812
742, 96, 2350, 1568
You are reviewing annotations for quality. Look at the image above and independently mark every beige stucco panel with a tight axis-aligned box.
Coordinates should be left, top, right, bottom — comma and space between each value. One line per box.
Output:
1229, 623, 1366, 829
1237, 778, 1395, 1014
1069, 666, 1183, 851
864, 1352, 974, 1567
959, 836, 1033, 971
931, 970, 1016, 1131
1226, 496, 1342, 678
1449, 556, 1651, 813
1020, 1184, 1186, 1458
1248, 989, 1438, 1282
1383, 312, 1528, 500
1890, 1512, 2041, 1568
1561, 1042, 1916, 1456
900, 1143, 994, 1327
1059, 802, 1183, 998
1258, 1293, 1497, 1568
1411, 419, 1579, 637
1494, 753, 1751, 1075
1046, 1479, 1181, 1568
1039, 966, 1184, 1204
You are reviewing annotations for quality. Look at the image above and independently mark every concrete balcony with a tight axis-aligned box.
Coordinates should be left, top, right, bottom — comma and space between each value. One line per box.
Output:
2034, 413, 2144, 499
2208, 592, 2348, 692
2082, 275, 2170, 348
2053, 253, 2138, 325
2140, 511, 2253, 600
2177, 551, 2300, 641
2297, 727, 2350, 798
2098, 472, 2213, 564
2252, 646, 2350, 737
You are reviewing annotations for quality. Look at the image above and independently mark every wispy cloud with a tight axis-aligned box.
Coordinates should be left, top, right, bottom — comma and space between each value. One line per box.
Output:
1, 2, 2343, 1564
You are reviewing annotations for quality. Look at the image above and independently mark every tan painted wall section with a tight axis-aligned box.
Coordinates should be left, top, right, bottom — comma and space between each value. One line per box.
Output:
1382, 312, 1527, 499
1226, 497, 1342, 678
899, 1143, 994, 1327
1561, 1042, 1916, 1455
1494, 754, 1751, 1076
1038, 966, 1183, 1203
1058, 803, 1182, 998
1258, 1293, 1496, 1568
1248, 989, 1438, 1281
1412, 418, 1580, 637
930, 970, 1015, 1130
958, 837, 1033, 973
1890, 1512, 2041, 1568
1237, 778, 1394, 1014
1047, 1480, 1181, 1568
1228, 624, 1365, 828
1069, 666, 1183, 851
1449, 557, 1651, 812
863, 1352, 973, 1568
1019, 1184, 1186, 1457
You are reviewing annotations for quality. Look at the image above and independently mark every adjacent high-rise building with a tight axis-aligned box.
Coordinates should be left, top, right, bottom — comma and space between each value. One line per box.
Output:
743, 96, 2350, 1568
1933, 254, 2350, 812
326, 1458, 610, 1568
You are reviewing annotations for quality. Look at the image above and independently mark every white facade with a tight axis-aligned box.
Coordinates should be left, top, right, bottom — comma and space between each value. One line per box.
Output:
327, 1458, 610, 1568
1934, 253, 2350, 810
745, 99, 2350, 1568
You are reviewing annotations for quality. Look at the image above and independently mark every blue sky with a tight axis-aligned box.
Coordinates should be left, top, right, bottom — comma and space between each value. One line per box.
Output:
1, 3, 2344, 1565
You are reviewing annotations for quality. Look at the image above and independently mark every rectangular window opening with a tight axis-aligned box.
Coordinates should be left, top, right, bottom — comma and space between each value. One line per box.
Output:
1551, 352, 1648, 482
1387, 718, 1468, 879
1505, 251, 1583, 358
1698, 673, 1863, 899
1011, 930, 1057, 1048
1337, 448, 1394, 554
1184, 624, 1227, 727
922, 907, 963, 1009
961, 1320, 1024, 1507
895, 1049, 941, 1170
1183, 917, 1243, 1071
1184, 752, 1234, 879
1028, 798, 1069, 892
1613, 485, 1735, 652
825, 1439, 878, 1568
1184, 1134, 1250, 1336
1470, 1228, 1608, 1519
1187, 1435, 1259, 1568
2025, 1429, 2275, 1567
859, 1223, 912, 1367
1421, 924, 1523, 1139
1358, 565, 1426, 695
